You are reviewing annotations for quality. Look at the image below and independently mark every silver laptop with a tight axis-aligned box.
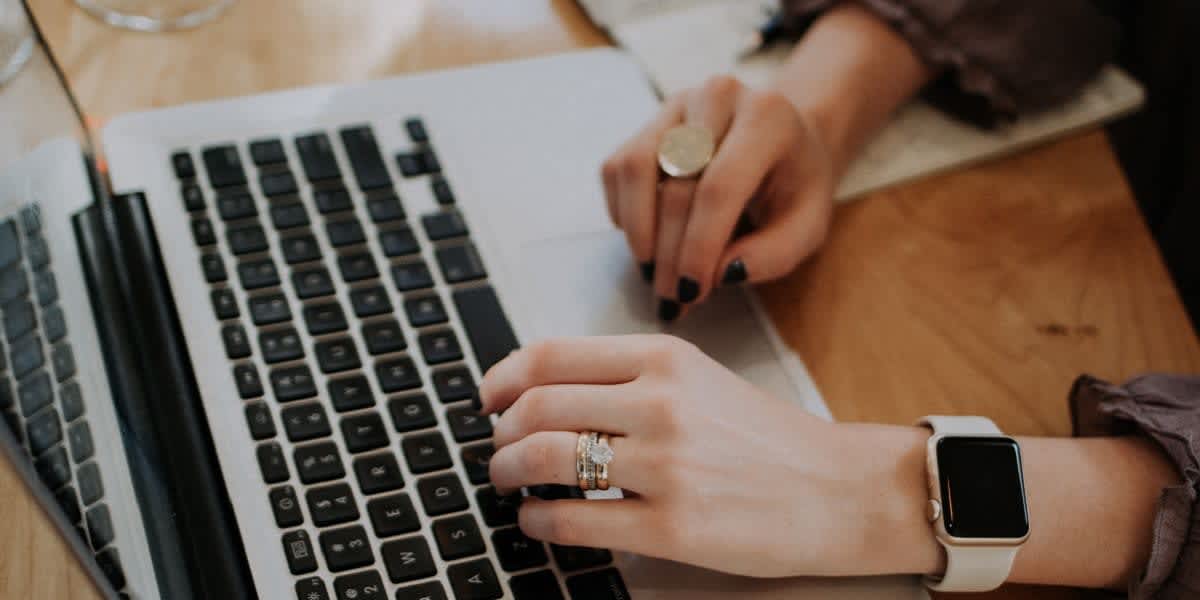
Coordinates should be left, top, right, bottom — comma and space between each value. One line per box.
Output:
1, 2, 925, 598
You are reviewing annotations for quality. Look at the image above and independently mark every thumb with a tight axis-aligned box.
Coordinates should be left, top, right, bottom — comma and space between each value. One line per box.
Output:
716, 197, 831, 285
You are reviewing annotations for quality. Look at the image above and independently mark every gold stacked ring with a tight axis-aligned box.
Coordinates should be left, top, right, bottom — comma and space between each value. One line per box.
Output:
576, 431, 615, 492
594, 433, 612, 491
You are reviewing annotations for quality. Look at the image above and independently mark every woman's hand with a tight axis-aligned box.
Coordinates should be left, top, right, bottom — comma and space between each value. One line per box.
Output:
478, 335, 942, 578
601, 77, 836, 321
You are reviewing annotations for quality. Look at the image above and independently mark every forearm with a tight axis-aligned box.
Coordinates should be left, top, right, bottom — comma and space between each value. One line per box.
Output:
771, 4, 933, 179
859, 425, 1179, 589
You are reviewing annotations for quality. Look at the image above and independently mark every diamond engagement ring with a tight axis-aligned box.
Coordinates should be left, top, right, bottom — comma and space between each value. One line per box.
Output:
657, 124, 715, 178
577, 431, 615, 491
592, 433, 613, 491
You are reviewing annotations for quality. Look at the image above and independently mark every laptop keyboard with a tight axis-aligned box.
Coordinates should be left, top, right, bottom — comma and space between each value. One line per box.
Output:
0, 206, 127, 592
173, 120, 629, 600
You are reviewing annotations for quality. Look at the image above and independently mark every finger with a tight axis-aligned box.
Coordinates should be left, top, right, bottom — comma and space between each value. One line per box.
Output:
677, 92, 795, 303
652, 178, 695, 320
718, 186, 832, 284
616, 98, 686, 268
490, 431, 651, 493
519, 497, 659, 554
601, 150, 621, 227
479, 336, 651, 414
493, 383, 647, 447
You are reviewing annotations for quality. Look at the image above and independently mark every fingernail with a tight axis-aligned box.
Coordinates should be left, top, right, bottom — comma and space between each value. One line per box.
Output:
658, 298, 681, 322
639, 261, 655, 283
722, 258, 748, 285
676, 277, 700, 303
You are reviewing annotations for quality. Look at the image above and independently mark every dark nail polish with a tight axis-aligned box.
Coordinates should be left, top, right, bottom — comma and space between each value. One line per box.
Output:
639, 261, 655, 283
658, 299, 681, 322
677, 277, 700, 303
722, 259, 748, 285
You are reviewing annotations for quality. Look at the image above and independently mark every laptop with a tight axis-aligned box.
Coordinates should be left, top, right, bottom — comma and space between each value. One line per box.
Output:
1, 2, 926, 598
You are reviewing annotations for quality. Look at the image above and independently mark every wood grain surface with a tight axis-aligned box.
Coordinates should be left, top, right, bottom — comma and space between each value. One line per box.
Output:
7, 0, 1197, 598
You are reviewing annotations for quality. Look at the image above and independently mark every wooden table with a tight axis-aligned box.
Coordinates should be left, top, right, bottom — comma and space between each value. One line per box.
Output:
6, 1, 1198, 598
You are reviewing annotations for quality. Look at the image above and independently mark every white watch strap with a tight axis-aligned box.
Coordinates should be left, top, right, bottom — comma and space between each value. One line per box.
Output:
919, 415, 1018, 593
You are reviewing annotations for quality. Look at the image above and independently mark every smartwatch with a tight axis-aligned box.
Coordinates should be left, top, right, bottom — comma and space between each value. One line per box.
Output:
917, 416, 1030, 592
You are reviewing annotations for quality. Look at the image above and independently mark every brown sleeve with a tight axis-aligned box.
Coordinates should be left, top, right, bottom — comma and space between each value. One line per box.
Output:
781, 0, 1121, 127
1069, 374, 1200, 599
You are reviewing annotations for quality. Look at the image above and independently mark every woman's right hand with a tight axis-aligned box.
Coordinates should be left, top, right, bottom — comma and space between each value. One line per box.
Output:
601, 76, 837, 321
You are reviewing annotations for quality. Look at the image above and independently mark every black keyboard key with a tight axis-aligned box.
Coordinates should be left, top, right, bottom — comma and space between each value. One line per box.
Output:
282, 234, 322, 265
0, 221, 16, 269
51, 343, 75, 382
295, 577, 330, 600
59, 381, 83, 422
315, 337, 361, 374
249, 293, 292, 325
296, 133, 343, 183
339, 254, 379, 283
421, 210, 468, 241
222, 324, 252, 359
418, 473, 468, 516
26, 407, 60, 455
233, 363, 264, 398
320, 525, 374, 572
395, 153, 424, 178
476, 487, 519, 527
329, 375, 374, 412
0, 269, 25, 308
388, 394, 436, 432
366, 194, 405, 224
418, 148, 441, 174
376, 357, 421, 393
437, 243, 487, 283
405, 118, 428, 144
404, 295, 446, 328
565, 568, 630, 600
354, 452, 404, 495
341, 411, 389, 453
271, 202, 311, 230
295, 441, 345, 484
34, 271, 57, 306
431, 175, 456, 206
43, 305, 66, 344
56, 485, 82, 524
282, 530, 319, 575
304, 302, 348, 336
96, 547, 126, 590
36, 446, 71, 490
19, 371, 52, 416
271, 364, 318, 402
202, 145, 247, 188
432, 367, 475, 404
25, 236, 49, 271
340, 126, 391, 191
552, 545, 613, 573
212, 288, 239, 319
392, 261, 433, 292
258, 442, 290, 483
200, 254, 227, 283
246, 402, 277, 440
228, 223, 269, 255
238, 258, 281, 289
191, 217, 215, 246
171, 151, 196, 179
260, 170, 299, 197
362, 319, 406, 355
327, 218, 366, 247
11, 336, 44, 379
396, 581, 446, 600
315, 186, 354, 214
380, 227, 419, 257
4, 299, 35, 341
419, 329, 462, 365
250, 139, 287, 166
333, 570, 385, 600
260, 327, 304, 363
530, 485, 583, 501
68, 421, 94, 463
493, 527, 548, 572
402, 432, 451, 474
453, 286, 520, 373
510, 570, 564, 600
446, 406, 491, 443
0, 378, 10, 411
86, 503, 115, 549
368, 493, 420, 538
217, 191, 258, 220
447, 558, 502, 600
77, 460, 104, 505
434, 513, 486, 561
281, 402, 330, 442
461, 443, 494, 485
19, 205, 40, 237
382, 536, 437, 584
293, 267, 335, 299
349, 286, 390, 318
307, 482, 360, 527
182, 183, 206, 211
269, 485, 305, 527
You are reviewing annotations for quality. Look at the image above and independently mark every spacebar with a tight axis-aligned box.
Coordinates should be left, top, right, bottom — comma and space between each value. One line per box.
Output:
452, 285, 520, 373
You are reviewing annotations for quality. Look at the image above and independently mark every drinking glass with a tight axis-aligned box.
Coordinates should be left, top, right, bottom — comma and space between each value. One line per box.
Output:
75, 0, 235, 32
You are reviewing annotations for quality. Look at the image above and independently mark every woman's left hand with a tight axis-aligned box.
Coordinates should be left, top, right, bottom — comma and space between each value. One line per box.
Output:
478, 335, 939, 578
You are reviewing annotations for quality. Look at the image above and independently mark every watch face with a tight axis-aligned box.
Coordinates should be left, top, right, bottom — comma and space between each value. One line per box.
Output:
936, 436, 1029, 539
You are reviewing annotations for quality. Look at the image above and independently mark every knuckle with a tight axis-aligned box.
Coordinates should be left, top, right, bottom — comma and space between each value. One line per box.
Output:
703, 74, 741, 100
694, 177, 730, 207
513, 388, 548, 431
617, 153, 645, 182
746, 89, 792, 119
601, 156, 621, 183
659, 182, 693, 213
519, 436, 554, 475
